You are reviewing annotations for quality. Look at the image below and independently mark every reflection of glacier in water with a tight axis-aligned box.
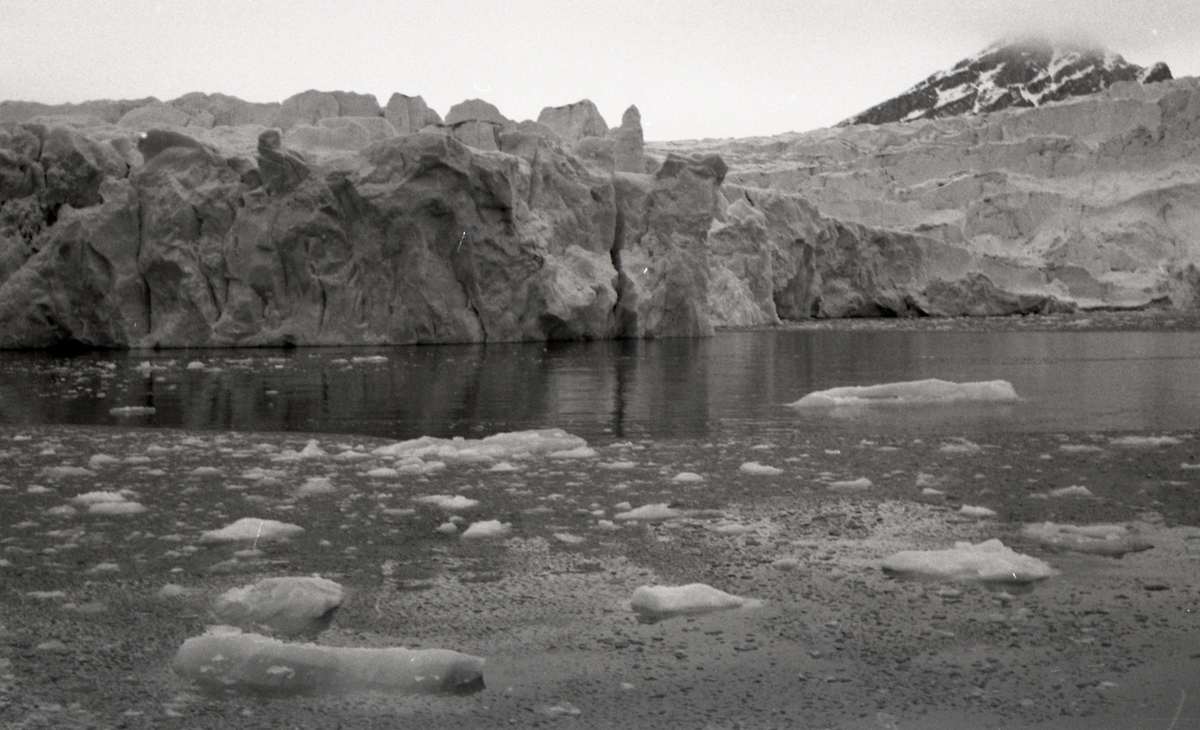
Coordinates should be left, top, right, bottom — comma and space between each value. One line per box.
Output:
2, 326, 1200, 439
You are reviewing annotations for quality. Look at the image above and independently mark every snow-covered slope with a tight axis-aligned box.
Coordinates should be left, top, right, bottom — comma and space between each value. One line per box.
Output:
842, 38, 1172, 126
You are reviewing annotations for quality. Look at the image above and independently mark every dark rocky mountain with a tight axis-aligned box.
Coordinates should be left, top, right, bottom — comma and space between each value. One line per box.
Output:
841, 38, 1172, 126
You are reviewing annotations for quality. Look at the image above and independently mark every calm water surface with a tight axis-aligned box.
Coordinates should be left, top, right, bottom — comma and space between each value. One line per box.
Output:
2, 327, 1198, 442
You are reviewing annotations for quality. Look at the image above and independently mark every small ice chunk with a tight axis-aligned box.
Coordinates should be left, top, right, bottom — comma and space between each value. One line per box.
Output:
295, 477, 336, 497
416, 495, 480, 511
882, 539, 1053, 584
1047, 485, 1094, 498
186, 360, 206, 370
554, 532, 586, 544
333, 450, 373, 462
958, 505, 997, 519
630, 584, 756, 623
191, 466, 223, 477
939, 438, 982, 454
200, 518, 305, 543
299, 440, 327, 459
488, 461, 519, 472
89, 501, 147, 515
671, 472, 704, 483
214, 577, 344, 636
1110, 436, 1181, 448
351, 355, 389, 364
109, 405, 156, 416
614, 503, 683, 521
739, 461, 783, 476
171, 630, 485, 696
1059, 444, 1104, 453
40, 466, 95, 479
87, 454, 120, 468
364, 467, 400, 479
73, 490, 128, 505
791, 379, 1018, 408
548, 446, 597, 459
1021, 522, 1153, 558
828, 477, 872, 492
598, 460, 637, 470
374, 428, 587, 462
460, 520, 511, 539
46, 504, 78, 517
436, 522, 458, 534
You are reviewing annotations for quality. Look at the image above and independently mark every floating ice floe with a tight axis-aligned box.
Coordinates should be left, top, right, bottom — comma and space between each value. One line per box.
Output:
828, 477, 872, 492
200, 518, 305, 544
957, 505, 997, 519
350, 355, 389, 364
87, 454, 120, 468
613, 503, 684, 521
417, 495, 480, 511
1021, 522, 1153, 558
1110, 436, 1182, 448
71, 491, 146, 515
739, 461, 783, 476
109, 406, 156, 416
882, 539, 1053, 584
790, 379, 1019, 408
460, 520, 511, 539
373, 429, 587, 463
295, 477, 336, 497
1047, 485, 1094, 498
1059, 444, 1104, 454
630, 584, 758, 624
172, 627, 485, 696
671, 472, 704, 483
213, 577, 344, 636
40, 466, 94, 479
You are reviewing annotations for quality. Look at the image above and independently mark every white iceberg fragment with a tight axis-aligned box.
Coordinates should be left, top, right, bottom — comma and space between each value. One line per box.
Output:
1047, 485, 1094, 498
939, 438, 982, 454
373, 429, 587, 463
350, 355, 388, 364
739, 461, 783, 476
1110, 436, 1182, 448
87, 454, 120, 468
364, 467, 400, 478
671, 472, 704, 483
1059, 444, 1104, 454
40, 466, 95, 479
613, 503, 684, 521
416, 495, 480, 511
958, 505, 997, 519
882, 539, 1053, 584
295, 477, 336, 497
71, 491, 147, 515
109, 406, 156, 416
630, 584, 757, 624
298, 440, 328, 459
200, 518, 304, 544
460, 520, 511, 539
214, 577, 344, 636
828, 477, 872, 492
790, 379, 1018, 408
1021, 522, 1153, 558
171, 629, 484, 696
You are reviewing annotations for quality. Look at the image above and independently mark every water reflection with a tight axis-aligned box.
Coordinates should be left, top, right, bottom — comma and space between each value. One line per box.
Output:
1, 328, 1199, 441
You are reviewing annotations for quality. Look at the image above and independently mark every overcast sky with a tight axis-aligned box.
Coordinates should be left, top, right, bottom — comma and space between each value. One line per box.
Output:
1, 0, 1196, 140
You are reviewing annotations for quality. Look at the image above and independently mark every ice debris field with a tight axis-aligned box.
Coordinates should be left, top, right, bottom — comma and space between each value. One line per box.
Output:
2, 409, 1200, 727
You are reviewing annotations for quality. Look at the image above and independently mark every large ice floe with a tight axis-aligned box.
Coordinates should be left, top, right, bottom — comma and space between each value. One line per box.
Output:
213, 577, 344, 636
882, 539, 1054, 584
790, 379, 1019, 408
372, 428, 590, 463
172, 627, 485, 696
1021, 522, 1154, 558
630, 584, 759, 623
199, 518, 305, 544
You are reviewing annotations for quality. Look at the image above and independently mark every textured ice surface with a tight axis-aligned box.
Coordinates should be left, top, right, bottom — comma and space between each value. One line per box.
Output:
613, 504, 684, 521
213, 577, 344, 636
630, 584, 755, 623
172, 628, 485, 696
882, 539, 1054, 583
791, 379, 1018, 407
1022, 522, 1154, 557
373, 429, 587, 463
200, 518, 305, 543
460, 520, 511, 539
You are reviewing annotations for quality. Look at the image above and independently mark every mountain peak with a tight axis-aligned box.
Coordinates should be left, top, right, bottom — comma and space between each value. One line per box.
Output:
840, 38, 1172, 126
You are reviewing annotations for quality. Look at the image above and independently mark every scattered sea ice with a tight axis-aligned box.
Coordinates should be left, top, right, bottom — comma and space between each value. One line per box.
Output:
548, 446, 597, 459
613, 503, 683, 521
671, 472, 705, 483
214, 576, 344, 636
488, 461, 519, 472
436, 522, 458, 534
630, 584, 756, 624
828, 477, 872, 492
957, 505, 997, 519
191, 466, 223, 477
1047, 485, 1094, 498
739, 461, 783, 476
374, 429, 587, 462
598, 460, 637, 470
939, 438, 982, 455
791, 379, 1018, 408
200, 518, 305, 544
881, 539, 1053, 584
90, 501, 147, 515
554, 532, 586, 544
417, 495, 480, 511
87, 454, 120, 468
1059, 444, 1104, 454
109, 406, 156, 416
364, 467, 400, 479
1021, 522, 1153, 558
460, 520, 512, 539
1110, 436, 1182, 448
351, 355, 389, 364
40, 466, 94, 479
172, 628, 485, 696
